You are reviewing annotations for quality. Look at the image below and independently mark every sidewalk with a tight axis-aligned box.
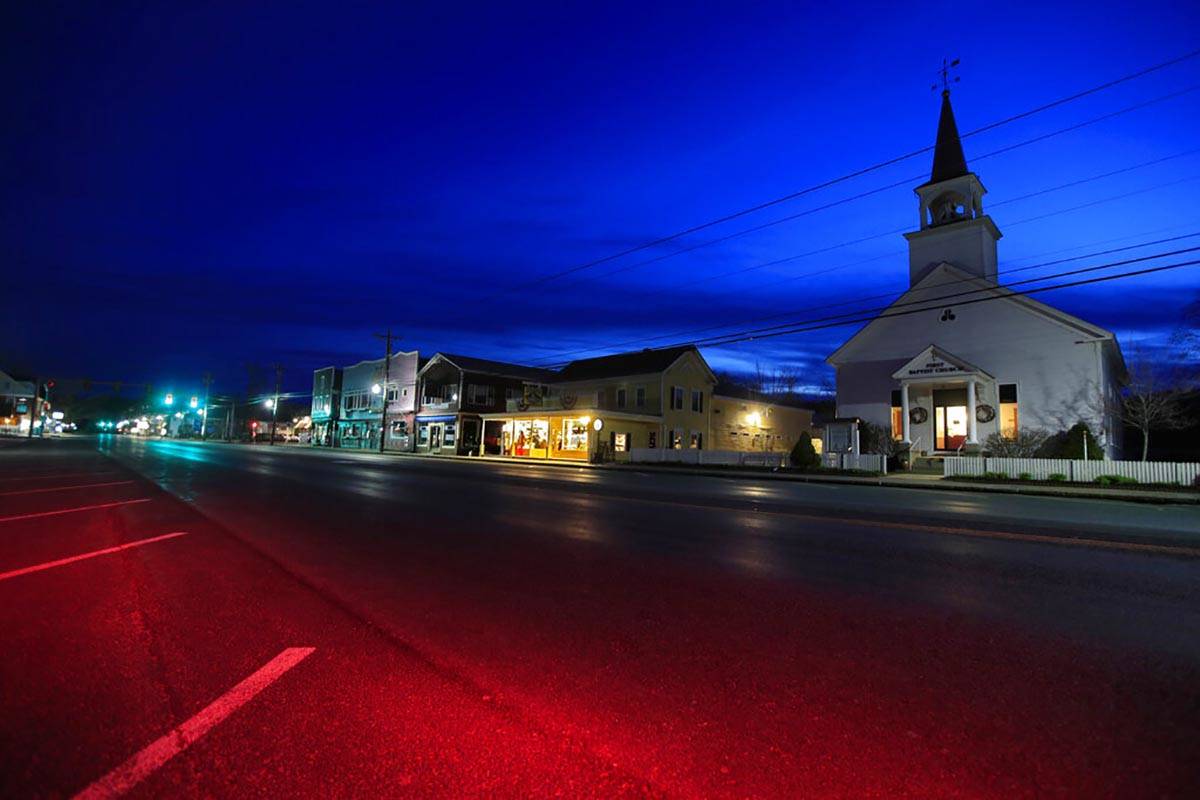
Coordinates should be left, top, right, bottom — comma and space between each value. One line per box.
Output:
619, 462, 1200, 504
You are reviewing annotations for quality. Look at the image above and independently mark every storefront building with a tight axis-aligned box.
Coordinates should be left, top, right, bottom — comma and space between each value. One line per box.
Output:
311, 351, 420, 451
479, 345, 718, 462
827, 90, 1126, 457
415, 354, 558, 456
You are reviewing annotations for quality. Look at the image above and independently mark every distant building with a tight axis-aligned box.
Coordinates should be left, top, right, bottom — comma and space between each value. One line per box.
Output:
826, 90, 1127, 457
0, 370, 38, 435
310, 351, 420, 451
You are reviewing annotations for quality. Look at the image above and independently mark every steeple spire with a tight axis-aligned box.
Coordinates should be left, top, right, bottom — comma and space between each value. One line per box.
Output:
929, 90, 968, 184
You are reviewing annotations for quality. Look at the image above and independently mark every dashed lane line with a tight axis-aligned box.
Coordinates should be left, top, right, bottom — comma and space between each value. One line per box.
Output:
0, 532, 189, 582
0, 499, 152, 524
73, 647, 316, 799
0, 480, 136, 497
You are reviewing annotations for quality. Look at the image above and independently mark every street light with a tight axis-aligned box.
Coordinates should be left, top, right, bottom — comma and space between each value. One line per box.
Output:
164, 393, 174, 406
189, 396, 198, 409
371, 383, 382, 395
264, 398, 275, 409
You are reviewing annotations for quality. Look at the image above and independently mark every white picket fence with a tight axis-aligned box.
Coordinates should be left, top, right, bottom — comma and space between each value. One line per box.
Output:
944, 456, 1200, 485
822, 452, 888, 473
629, 448, 788, 468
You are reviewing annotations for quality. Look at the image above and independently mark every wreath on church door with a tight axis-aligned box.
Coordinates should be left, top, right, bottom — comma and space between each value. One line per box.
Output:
909, 406, 928, 424
975, 404, 996, 423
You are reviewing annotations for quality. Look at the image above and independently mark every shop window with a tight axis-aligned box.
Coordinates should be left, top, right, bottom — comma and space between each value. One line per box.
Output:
689, 431, 703, 450
390, 420, 407, 435
890, 389, 903, 441
418, 425, 430, 445
616, 388, 627, 409
648, 430, 657, 448
691, 390, 704, 413
444, 422, 457, 445
671, 386, 684, 410
668, 429, 682, 449
999, 383, 1018, 438
635, 386, 646, 408
560, 418, 589, 452
612, 432, 628, 452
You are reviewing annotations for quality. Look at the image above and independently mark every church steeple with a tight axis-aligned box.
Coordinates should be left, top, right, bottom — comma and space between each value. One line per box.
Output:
903, 87, 1002, 287
929, 90, 968, 184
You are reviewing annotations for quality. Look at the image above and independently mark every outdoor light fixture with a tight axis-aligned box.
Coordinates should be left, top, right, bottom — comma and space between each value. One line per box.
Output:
164, 393, 174, 405
371, 383, 382, 395
592, 418, 604, 431
264, 398, 275, 409
189, 397, 198, 408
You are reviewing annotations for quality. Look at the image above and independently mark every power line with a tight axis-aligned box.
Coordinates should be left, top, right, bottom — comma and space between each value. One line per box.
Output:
691, 259, 1200, 350
526, 155, 1200, 364
474, 51, 1200, 299
535, 250, 1200, 366
530, 231, 1200, 364
563, 92, 1200, 292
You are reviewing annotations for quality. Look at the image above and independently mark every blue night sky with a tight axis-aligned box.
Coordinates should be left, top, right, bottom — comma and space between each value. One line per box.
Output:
3, 1, 1199, 397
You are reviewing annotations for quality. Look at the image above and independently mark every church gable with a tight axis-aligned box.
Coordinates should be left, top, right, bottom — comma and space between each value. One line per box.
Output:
827, 262, 1113, 366
891, 345, 992, 381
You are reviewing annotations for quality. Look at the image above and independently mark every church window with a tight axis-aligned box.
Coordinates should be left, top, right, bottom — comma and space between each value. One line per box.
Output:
999, 384, 1018, 438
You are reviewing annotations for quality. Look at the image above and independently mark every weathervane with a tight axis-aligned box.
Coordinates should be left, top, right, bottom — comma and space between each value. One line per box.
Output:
932, 57, 961, 93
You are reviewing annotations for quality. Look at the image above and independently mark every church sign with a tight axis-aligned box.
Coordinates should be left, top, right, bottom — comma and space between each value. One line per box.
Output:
904, 358, 963, 377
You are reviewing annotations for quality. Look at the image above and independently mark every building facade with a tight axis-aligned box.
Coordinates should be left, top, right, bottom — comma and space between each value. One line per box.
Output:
710, 386, 814, 454
827, 90, 1126, 457
311, 351, 420, 451
415, 354, 558, 456
478, 346, 719, 462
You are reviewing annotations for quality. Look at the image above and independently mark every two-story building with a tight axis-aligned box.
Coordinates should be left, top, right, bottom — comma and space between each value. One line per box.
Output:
310, 366, 342, 447
312, 350, 420, 451
478, 345, 718, 462
415, 353, 558, 456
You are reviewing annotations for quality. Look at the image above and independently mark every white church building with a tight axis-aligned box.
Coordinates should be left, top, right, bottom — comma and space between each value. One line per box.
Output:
827, 90, 1127, 458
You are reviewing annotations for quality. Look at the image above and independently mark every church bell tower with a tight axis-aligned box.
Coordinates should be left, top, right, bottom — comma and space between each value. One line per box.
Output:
903, 89, 1002, 287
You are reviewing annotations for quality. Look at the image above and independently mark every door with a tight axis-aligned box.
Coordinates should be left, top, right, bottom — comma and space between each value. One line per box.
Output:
936, 405, 968, 450
429, 423, 443, 450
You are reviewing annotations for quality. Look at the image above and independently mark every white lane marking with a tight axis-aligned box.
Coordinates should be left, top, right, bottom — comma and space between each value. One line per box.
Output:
74, 647, 316, 799
0, 471, 119, 483
0, 532, 189, 582
0, 499, 152, 524
0, 480, 135, 497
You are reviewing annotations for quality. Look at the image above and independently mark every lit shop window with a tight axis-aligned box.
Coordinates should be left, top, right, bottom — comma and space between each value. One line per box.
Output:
689, 431, 703, 449
560, 418, 588, 452
612, 432, 628, 452
999, 383, 1018, 438
890, 389, 904, 440
418, 425, 430, 445
647, 430, 657, 448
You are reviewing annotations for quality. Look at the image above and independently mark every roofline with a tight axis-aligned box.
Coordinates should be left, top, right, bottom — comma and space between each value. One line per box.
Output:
826, 262, 1118, 364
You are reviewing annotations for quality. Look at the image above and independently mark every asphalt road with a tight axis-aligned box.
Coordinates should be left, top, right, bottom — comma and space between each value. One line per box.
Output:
1, 435, 1198, 798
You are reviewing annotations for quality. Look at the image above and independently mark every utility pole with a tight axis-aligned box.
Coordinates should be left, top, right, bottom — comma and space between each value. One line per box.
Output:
373, 329, 397, 453
26, 376, 38, 439
269, 364, 283, 445
200, 372, 212, 438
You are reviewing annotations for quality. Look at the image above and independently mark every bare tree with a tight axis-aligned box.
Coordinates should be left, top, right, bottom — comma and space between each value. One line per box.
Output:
1119, 354, 1188, 461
